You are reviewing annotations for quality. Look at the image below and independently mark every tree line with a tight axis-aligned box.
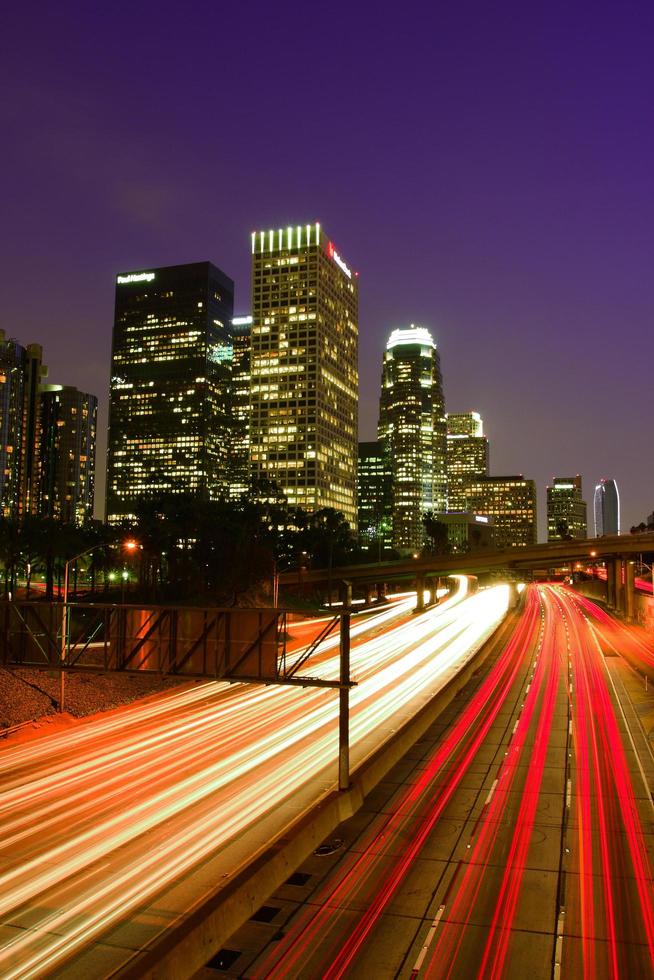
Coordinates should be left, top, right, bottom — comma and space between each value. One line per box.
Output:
0, 491, 376, 604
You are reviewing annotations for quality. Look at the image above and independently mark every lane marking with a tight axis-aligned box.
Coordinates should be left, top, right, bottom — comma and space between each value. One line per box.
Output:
485, 778, 498, 806
411, 904, 446, 975
566, 778, 572, 809
553, 908, 566, 980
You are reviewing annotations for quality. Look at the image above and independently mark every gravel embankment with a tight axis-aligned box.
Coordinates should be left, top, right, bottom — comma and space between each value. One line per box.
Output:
0, 667, 188, 731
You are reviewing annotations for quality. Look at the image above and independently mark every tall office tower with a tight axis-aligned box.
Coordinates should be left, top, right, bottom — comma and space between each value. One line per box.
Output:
464, 475, 537, 548
357, 441, 393, 555
546, 475, 587, 541
378, 326, 447, 551
106, 263, 234, 523
446, 411, 489, 510
250, 224, 358, 526
228, 315, 252, 499
39, 385, 97, 524
0, 330, 47, 519
593, 478, 620, 536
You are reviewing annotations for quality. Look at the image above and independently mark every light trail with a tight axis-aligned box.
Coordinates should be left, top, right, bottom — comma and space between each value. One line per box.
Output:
423, 587, 554, 977
553, 587, 654, 978
246, 584, 654, 979
0, 580, 509, 978
256, 589, 540, 979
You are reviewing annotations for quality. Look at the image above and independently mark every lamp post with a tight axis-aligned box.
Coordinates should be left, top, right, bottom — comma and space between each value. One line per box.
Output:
59, 538, 138, 711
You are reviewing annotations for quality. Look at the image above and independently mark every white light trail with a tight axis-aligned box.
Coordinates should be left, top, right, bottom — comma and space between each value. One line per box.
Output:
0, 579, 508, 977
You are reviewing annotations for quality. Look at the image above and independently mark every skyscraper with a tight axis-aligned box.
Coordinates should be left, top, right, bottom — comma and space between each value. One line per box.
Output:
39, 385, 97, 524
357, 441, 393, 556
464, 475, 537, 548
446, 411, 489, 510
0, 330, 47, 519
378, 326, 447, 551
594, 478, 620, 536
227, 315, 252, 500
249, 224, 358, 526
106, 263, 235, 523
546, 475, 587, 541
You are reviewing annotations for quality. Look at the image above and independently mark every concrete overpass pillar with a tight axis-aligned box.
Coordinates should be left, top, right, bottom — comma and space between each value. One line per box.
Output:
364, 583, 374, 606
624, 560, 636, 622
376, 582, 387, 603
607, 561, 616, 607
613, 558, 624, 614
414, 574, 426, 612
428, 578, 439, 606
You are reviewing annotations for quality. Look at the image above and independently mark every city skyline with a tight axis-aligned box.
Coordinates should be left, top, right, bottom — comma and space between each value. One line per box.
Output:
1, 4, 652, 538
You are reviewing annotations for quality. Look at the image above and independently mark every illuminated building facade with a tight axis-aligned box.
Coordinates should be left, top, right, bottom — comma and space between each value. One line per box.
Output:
594, 478, 620, 536
107, 262, 234, 523
0, 329, 47, 519
546, 475, 587, 541
464, 475, 537, 548
250, 224, 358, 526
446, 411, 489, 510
357, 441, 393, 555
39, 385, 97, 524
227, 315, 253, 499
378, 326, 447, 551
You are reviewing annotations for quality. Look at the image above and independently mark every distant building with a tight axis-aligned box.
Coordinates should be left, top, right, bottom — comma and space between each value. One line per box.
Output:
0, 330, 47, 519
249, 224, 358, 526
464, 475, 537, 548
446, 411, 489, 510
357, 441, 393, 556
435, 511, 495, 553
228, 315, 252, 499
546, 476, 587, 541
594, 478, 620, 536
39, 385, 97, 524
106, 262, 235, 523
378, 325, 447, 551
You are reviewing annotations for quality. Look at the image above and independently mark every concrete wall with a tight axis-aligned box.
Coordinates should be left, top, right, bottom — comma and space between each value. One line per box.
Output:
574, 578, 654, 630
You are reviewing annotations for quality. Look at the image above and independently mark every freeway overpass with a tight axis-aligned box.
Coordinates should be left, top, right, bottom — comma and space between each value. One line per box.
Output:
280, 531, 654, 619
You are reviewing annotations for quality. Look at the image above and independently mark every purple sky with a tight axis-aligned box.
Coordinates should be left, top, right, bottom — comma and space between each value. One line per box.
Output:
2, 2, 653, 538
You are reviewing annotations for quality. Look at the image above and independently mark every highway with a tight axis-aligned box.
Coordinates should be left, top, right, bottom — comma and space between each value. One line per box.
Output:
224, 585, 654, 979
0, 578, 510, 978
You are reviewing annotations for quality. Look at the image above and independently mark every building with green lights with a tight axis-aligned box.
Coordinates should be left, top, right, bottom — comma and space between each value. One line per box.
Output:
357, 440, 393, 557
39, 385, 97, 524
547, 475, 587, 540
249, 224, 358, 527
464, 475, 537, 548
106, 262, 234, 523
378, 325, 447, 551
446, 411, 489, 510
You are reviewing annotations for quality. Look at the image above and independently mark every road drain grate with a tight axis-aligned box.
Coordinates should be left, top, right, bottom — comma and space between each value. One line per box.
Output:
250, 905, 281, 923
206, 948, 241, 970
286, 871, 312, 885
